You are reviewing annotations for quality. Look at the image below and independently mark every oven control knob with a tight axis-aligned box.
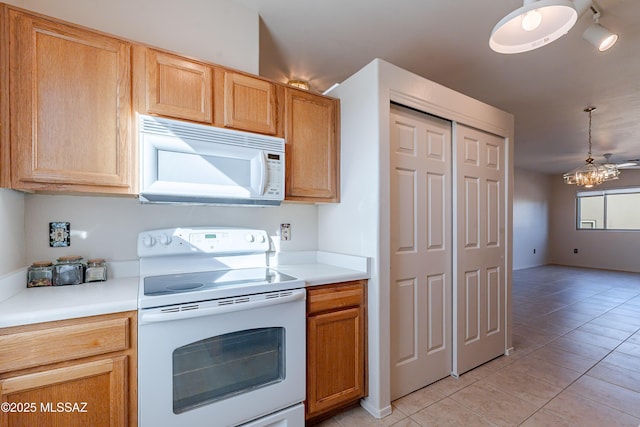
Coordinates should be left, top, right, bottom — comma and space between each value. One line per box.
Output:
245, 233, 255, 243
258, 234, 266, 243
142, 235, 156, 248
158, 234, 172, 246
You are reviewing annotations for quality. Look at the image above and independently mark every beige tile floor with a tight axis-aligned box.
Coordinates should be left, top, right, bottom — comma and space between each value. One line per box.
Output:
317, 265, 640, 426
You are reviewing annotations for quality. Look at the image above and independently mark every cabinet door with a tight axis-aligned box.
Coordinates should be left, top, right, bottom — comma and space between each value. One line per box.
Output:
222, 72, 277, 135
145, 49, 213, 123
0, 357, 127, 427
306, 306, 364, 418
9, 10, 133, 193
0, 6, 9, 188
285, 88, 339, 202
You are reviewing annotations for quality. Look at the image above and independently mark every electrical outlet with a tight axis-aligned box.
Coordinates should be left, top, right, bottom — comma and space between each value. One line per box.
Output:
280, 223, 291, 241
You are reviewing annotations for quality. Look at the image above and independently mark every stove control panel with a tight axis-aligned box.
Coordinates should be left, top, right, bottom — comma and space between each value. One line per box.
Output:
137, 227, 271, 257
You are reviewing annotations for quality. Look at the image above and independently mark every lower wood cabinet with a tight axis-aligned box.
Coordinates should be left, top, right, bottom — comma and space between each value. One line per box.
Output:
306, 280, 366, 422
0, 311, 137, 427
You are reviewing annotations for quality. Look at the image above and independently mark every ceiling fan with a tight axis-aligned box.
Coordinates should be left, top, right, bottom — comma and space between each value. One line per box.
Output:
603, 153, 640, 169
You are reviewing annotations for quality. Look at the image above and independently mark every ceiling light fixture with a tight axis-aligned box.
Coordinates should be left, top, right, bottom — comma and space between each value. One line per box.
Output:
287, 79, 310, 91
582, 4, 618, 51
489, 0, 578, 54
563, 106, 620, 188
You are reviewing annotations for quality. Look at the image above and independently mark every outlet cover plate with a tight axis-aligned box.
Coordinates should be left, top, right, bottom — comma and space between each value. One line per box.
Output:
280, 223, 291, 241
50, 222, 71, 247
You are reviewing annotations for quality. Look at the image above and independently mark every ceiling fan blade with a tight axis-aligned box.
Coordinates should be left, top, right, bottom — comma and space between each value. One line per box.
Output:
617, 160, 640, 169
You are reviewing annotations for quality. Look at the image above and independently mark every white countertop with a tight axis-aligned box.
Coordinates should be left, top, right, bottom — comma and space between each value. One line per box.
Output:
270, 250, 370, 286
273, 263, 368, 286
0, 251, 369, 329
0, 277, 139, 328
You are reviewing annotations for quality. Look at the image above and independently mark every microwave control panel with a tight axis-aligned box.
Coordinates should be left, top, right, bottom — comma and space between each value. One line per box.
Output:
265, 153, 284, 197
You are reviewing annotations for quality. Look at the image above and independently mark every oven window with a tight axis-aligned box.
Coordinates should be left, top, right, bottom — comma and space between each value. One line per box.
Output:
172, 327, 285, 414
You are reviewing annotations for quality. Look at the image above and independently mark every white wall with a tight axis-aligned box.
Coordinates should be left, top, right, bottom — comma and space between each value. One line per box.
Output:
320, 59, 514, 419
0, 190, 25, 276
25, 195, 317, 263
9, 0, 258, 74
549, 169, 640, 272
513, 169, 551, 270
319, 62, 384, 415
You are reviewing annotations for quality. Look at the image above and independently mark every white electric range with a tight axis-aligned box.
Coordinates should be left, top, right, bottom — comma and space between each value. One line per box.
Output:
137, 227, 306, 427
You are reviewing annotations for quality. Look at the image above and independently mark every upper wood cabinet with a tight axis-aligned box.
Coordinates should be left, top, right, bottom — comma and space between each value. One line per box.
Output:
219, 71, 278, 135
7, 8, 135, 194
135, 50, 284, 136
0, 7, 8, 188
285, 88, 340, 202
143, 49, 213, 123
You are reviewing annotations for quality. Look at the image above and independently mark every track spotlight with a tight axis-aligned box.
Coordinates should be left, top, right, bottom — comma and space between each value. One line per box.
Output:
581, 2, 618, 51
583, 22, 618, 51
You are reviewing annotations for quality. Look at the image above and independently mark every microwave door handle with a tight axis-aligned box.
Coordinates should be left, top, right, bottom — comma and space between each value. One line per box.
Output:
258, 151, 268, 196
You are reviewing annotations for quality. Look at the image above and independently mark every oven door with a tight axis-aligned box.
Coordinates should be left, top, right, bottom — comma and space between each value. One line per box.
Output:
138, 289, 306, 427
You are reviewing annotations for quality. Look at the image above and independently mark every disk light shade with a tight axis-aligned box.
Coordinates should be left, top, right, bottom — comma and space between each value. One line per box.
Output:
583, 23, 618, 51
490, 0, 578, 54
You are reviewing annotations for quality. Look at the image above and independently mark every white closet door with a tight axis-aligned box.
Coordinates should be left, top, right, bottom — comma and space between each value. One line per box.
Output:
453, 124, 506, 376
389, 105, 452, 400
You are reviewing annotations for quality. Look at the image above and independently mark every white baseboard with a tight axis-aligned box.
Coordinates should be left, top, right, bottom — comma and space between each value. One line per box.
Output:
360, 398, 392, 419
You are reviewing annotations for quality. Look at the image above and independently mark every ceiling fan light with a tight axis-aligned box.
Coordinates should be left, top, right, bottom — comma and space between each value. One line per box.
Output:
583, 23, 618, 51
489, 0, 578, 54
563, 162, 619, 187
564, 106, 621, 187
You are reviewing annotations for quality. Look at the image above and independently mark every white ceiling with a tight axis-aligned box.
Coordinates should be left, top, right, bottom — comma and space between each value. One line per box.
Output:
236, 0, 640, 175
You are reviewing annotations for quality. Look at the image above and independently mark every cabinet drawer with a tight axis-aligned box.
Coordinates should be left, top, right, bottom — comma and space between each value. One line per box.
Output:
0, 317, 130, 373
307, 281, 364, 315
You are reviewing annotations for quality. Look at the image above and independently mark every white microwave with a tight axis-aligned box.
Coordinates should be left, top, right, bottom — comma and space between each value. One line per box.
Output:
138, 115, 285, 206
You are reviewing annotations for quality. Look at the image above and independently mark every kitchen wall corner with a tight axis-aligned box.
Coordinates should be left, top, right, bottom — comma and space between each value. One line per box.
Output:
513, 168, 551, 270
0, 189, 26, 276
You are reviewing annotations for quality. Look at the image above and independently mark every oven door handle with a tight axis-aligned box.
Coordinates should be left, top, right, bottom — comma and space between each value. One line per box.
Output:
139, 289, 305, 324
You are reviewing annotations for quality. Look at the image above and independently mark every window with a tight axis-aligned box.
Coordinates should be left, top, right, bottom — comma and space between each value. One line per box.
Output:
577, 188, 640, 230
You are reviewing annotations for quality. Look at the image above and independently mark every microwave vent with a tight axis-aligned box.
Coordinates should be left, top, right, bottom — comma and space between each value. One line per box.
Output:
139, 114, 284, 152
